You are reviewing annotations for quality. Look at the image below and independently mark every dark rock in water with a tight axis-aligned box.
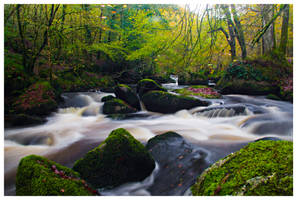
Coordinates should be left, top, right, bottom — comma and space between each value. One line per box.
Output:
7, 114, 46, 127
114, 84, 141, 110
16, 155, 97, 196
72, 128, 155, 189
106, 112, 153, 120
194, 104, 247, 118
142, 91, 209, 114
137, 79, 167, 97
102, 98, 137, 114
254, 137, 282, 142
146, 132, 210, 195
101, 95, 115, 102
191, 140, 293, 196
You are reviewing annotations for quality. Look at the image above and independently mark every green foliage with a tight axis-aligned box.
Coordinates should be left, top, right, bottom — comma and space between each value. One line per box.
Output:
191, 140, 293, 196
16, 155, 96, 196
224, 62, 265, 81
72, 128, 155, 188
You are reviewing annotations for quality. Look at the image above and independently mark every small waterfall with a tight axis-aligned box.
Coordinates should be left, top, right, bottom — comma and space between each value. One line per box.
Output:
170, 75, 178, 86
195, 108, 248, 118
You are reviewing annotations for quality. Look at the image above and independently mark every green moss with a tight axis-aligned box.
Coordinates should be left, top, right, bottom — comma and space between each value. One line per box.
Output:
72, 128, 155, 188
191, 140, 293, 196
137, 79, 167, 96
141, 90, 209, 113
16, 155, 97, 196
101, 95, 115, 102
114, 84, 140, 110
266, 94, 281, 101
102, 98, 137, 114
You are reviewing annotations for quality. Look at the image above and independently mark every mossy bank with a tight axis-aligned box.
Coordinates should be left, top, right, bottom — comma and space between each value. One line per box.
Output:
191, 140, 293, 196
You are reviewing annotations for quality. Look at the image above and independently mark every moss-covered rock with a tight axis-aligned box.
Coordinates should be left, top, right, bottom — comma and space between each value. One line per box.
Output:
7, 114, 46, 127
191, 140, 293, 196
16, 155, 97, 196
216, 79, 276, 95
102, 98, 137, 114
14, 81, 58, 116
137, 79, 167, 96
266, 94, 281, 101
141, 91, 209, 113
101, 95, 115, 102
72, 128, 155, 188
114, 84, 141, 110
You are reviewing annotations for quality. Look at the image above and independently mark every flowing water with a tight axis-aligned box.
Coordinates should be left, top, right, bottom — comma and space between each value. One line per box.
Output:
4, 85, 293, 195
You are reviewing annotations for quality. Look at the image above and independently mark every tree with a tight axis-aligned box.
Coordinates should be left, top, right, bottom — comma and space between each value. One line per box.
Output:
279, 4, 289, 55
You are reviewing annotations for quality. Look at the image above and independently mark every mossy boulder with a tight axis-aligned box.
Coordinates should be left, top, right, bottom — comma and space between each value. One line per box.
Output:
141, 91, 209, 113
102, 98, 137, 115
16, 155, 97, 196
101, 95, 115, 102
137, 79, 167, 96
216, 79, 276, 95
14, 81, 58, 116
191, 140, 293, 196
7, 114, 46, 127
266, 94, 281, 101
72, 128, 155, 188
114, 84, 141, 110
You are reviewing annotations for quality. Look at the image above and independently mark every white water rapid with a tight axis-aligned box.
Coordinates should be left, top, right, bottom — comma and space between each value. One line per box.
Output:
4, 88, 293, 195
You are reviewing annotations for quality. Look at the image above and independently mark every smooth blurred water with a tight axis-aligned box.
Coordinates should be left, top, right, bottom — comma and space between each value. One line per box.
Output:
4, 91, 293, 195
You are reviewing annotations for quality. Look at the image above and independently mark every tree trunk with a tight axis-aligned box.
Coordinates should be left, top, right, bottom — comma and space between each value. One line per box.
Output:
221, 5, 236, 60
231, 4, 247, 60
279, 4, 289, 55
261, 5, 275, 54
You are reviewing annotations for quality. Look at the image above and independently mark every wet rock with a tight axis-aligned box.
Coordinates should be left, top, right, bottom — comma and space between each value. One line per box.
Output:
6, 114, 46, 127
146, 132, 210, 195
137, 79, 167, 96
101, 95, 115, 102
72, 128, 155, 189
191, 140, 293, 196
254, 137, 282, 142
114, 84, 141, 110
16, 155, 97, 196
106, 112, 153, 120
102, 98, 137, 114
142, 91, 209, 114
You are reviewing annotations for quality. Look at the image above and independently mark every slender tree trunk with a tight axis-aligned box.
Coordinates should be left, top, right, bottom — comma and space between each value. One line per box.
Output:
221, 5, 236, 60
280, 4, 289, 55
231, 4, 247, 60
16, 5, 29, 73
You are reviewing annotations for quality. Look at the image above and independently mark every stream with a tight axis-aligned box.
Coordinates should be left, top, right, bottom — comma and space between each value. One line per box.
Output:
4, 83, 293, 195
